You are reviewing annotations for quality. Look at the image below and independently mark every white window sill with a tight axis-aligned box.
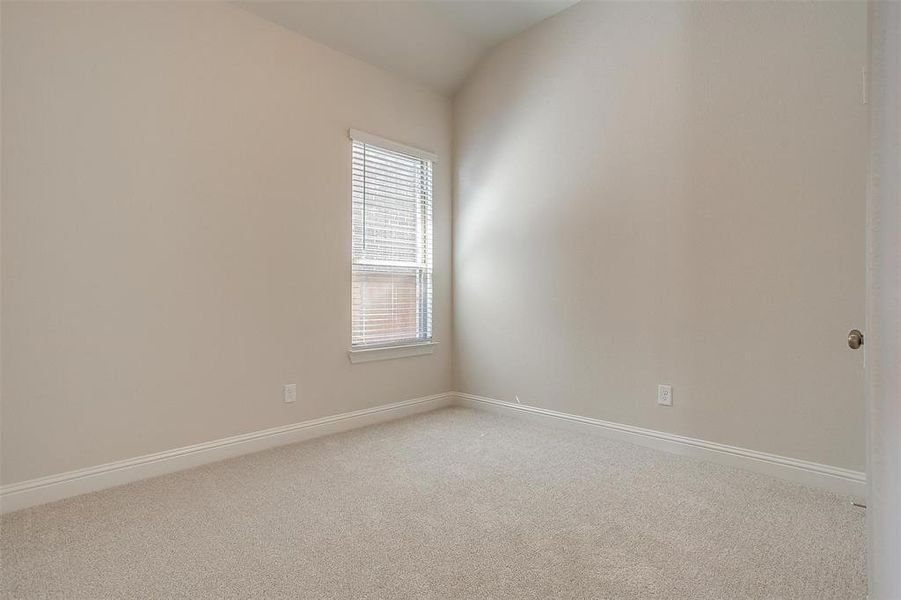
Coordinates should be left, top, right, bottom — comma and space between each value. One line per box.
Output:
348, 342, 436, 364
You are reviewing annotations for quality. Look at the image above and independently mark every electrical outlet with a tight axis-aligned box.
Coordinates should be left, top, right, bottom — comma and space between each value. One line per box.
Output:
283, 383, 297, 403
657, 384, 672, 407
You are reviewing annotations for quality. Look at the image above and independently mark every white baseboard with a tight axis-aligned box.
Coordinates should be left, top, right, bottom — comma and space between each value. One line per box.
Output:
0, 392, 453, 514
454, 392, 867, 499
1, 390, 866, 513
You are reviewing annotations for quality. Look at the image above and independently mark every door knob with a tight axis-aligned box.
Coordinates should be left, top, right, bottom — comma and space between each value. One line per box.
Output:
848, 329, 864, 350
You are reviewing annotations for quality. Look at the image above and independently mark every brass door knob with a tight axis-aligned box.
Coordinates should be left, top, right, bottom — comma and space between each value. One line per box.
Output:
848, 329, 864, 350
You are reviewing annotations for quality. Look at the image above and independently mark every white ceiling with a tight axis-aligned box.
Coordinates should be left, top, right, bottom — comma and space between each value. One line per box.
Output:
235, 1, 580, 95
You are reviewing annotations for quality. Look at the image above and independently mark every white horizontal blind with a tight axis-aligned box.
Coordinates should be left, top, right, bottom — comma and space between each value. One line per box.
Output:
351, 135, 433, 348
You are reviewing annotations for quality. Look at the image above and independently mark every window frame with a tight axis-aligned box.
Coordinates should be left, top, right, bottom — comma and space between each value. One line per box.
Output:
347, 129, 437, 362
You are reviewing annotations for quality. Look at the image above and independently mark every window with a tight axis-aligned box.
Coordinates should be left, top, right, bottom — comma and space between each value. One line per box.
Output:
350, 130, 434, 352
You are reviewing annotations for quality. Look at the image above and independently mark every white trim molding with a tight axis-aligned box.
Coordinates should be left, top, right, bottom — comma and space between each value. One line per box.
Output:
1, 390, 867, 514
454, 392, 867, 499
348, 342, 436, 363
0, 392, 453, 514
348, 128, 438, 163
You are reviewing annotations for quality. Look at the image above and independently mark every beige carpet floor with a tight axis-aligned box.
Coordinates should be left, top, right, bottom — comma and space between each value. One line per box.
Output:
1, 407, 866, 599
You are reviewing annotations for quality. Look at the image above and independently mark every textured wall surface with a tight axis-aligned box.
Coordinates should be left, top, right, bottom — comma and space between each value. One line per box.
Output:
454, 1, 867, 470
1, 1, 452, 484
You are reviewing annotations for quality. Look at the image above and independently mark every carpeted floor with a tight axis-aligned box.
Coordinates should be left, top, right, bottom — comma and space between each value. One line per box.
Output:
1, 407, 866, 599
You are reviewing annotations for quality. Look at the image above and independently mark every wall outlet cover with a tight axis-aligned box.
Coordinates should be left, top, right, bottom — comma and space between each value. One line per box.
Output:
657, 384, 673, 407
284, 383, 297, 403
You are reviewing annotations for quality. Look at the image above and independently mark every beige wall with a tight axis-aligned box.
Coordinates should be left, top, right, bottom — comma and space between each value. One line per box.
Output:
1, 0, 870, 486
454, 1, 867, 470
0, 1, 452, 485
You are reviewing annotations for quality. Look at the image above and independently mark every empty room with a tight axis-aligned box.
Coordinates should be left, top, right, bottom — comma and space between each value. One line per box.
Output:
1, 1, 899, 598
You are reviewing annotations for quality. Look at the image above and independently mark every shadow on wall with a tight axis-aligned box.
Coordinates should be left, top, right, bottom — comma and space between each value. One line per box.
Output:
453, 1, 866, 471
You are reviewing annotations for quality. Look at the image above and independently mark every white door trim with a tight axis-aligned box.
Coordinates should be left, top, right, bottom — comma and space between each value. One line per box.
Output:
865, 2, 901, 596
